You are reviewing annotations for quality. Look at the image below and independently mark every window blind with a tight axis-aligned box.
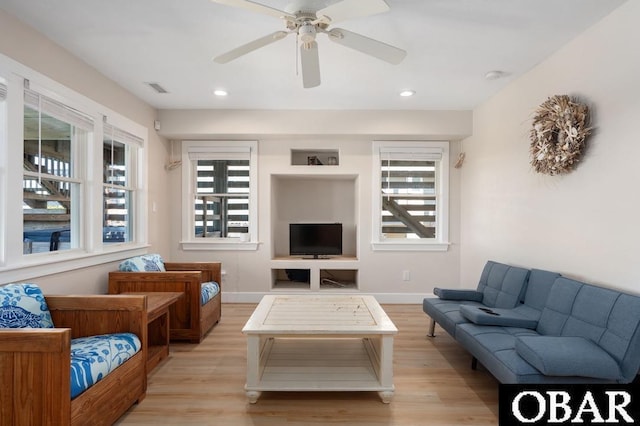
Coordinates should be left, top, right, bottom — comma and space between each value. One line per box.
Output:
188, 146, 251, 161
24, 89, 94, 131
0, 83, 6, 101
104, 122, 144, 147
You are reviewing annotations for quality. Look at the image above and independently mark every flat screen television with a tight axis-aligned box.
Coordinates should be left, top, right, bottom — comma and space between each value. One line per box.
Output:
289, 223, 342, 258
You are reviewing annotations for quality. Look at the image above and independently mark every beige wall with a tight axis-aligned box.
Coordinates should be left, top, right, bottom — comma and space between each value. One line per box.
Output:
460, 0, 640, 293
0, 10, 171, 293
158, 120, 471, 303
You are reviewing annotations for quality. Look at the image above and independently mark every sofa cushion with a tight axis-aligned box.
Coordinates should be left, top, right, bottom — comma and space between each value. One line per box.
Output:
515, 335, 621, 380
522, 269, 561, 311
0, 283, 54, 328
118, 254, 166, 272
201, 282, 220, 306
433, 288, 483, 301
478, 261, 530, 308
70, 332, 142, 399
459, 305, 538, 329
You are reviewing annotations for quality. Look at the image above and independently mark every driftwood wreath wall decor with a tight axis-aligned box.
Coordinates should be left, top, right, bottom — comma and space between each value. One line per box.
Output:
529, 95, 592, 175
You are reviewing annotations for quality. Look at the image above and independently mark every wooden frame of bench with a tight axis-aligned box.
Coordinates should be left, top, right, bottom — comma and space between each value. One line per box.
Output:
108, 261, 222, 343
0, 294, 148, 425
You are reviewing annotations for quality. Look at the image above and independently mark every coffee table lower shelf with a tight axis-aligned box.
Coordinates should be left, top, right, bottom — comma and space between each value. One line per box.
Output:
245, 337, 394, 403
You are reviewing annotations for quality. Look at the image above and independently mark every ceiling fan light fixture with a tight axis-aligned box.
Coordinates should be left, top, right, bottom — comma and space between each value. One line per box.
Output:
298, 22, 317, 44
399, 90, 415, 97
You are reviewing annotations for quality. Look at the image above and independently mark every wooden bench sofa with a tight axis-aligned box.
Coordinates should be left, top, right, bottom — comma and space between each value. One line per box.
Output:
0, 289, 148, 425
108, 255, 222, 343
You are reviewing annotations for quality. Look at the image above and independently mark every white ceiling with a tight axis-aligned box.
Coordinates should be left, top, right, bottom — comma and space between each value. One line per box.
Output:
0, 0, 627, 110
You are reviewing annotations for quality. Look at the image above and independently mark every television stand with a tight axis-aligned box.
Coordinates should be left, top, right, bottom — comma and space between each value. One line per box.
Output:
303, 255, 331, 260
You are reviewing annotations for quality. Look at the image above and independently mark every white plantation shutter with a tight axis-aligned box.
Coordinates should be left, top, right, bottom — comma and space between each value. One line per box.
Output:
378, 144, 445, 240
190, 146, 251, 238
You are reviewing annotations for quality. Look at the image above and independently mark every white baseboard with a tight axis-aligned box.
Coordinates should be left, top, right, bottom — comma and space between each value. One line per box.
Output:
221, 292, 434, 304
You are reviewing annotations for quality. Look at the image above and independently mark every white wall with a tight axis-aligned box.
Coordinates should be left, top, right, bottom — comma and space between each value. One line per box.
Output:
460, 0, 640, 293
0, 10, 171, 293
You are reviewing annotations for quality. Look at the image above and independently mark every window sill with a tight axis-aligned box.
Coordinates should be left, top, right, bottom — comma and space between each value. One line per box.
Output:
371, 241, 450, 252
180, 239, 260, 251
0, 244, 149, 284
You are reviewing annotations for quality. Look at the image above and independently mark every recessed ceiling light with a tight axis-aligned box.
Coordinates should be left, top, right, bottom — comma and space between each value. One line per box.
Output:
399, 90, 415, 97
213, 89, 228, 97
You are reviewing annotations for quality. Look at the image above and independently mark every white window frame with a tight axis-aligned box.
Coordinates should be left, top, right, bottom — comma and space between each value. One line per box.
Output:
102, 122, 143, 246
180, 140, 258, 251
371, 140, 450, 251
0, 53, 148, 284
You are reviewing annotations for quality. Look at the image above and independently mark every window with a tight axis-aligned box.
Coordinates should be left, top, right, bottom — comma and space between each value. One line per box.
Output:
22, 87, 92, 254
103, 123, 141, 244
0, 53, 148, 283
371, 141, 449, 251
181, 141, 258, 250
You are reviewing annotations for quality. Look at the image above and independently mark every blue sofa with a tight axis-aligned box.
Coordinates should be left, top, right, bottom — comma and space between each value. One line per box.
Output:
423, 261, 640, 384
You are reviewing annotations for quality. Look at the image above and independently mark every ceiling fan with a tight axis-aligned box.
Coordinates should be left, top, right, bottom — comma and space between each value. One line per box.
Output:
210, 0, 407, 88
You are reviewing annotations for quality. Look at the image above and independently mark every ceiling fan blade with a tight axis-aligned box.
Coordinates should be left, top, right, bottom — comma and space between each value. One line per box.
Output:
210, 0, 294, 20
328, 28, 406, 65
300, 42, 320, 88
316, 0, 389, 24
214, 31, 289, 63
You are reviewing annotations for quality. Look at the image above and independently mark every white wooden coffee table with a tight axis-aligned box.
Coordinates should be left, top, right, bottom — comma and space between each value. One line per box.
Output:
242, 294, 398, 403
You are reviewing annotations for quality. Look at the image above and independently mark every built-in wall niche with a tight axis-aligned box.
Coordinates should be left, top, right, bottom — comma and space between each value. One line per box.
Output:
291, 149, 339, 166
271, 174, 357, 259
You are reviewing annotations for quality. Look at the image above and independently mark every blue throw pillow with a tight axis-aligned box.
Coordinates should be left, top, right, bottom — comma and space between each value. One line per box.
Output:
118, 254, 166, 272
0, 283, 54, 328
515, 335, 621, 380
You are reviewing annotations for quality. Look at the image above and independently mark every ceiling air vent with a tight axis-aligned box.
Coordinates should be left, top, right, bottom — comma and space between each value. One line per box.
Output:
146, 82, 169, 94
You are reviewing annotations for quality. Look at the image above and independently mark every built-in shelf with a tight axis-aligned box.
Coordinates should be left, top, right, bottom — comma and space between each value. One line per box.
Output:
271, 259, 358, 292
291, 149, 339, 166
320, 269, 357, 290
272, 268, 311, 290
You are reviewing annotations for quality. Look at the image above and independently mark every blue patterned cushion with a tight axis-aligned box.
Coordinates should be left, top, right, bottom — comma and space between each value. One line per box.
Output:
70, 332, 141, 399
118, 254, 166, 272
201, 282, 220, 306
0, 283, 54, 328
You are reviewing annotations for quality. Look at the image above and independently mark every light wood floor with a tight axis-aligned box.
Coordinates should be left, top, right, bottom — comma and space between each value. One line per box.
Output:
116, 303, 499, 426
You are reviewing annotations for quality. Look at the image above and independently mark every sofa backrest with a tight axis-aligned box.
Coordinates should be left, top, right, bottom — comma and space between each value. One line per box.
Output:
118, 253, 166, 272
0, 283, 54, 328
522, 268, 561, 311
537, 277, 640, 382
476, 261, 530, 308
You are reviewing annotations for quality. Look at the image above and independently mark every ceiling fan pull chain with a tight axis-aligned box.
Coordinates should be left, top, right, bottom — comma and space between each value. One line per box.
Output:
295, 34, 299, 77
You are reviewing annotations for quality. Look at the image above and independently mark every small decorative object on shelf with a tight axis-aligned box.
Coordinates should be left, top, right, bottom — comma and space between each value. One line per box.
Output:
307, 156, 322, 165
530, 95, 592, 176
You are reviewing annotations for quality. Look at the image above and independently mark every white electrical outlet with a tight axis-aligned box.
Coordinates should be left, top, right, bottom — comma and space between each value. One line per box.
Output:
402, 270, 411, 281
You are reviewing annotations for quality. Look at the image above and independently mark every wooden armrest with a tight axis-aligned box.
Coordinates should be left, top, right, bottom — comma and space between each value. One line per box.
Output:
0, 328, 71, 353
46, 295, 147, 339
109, 271, 204, 281
0, 328, 72, 424
164, 262, 222, 286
